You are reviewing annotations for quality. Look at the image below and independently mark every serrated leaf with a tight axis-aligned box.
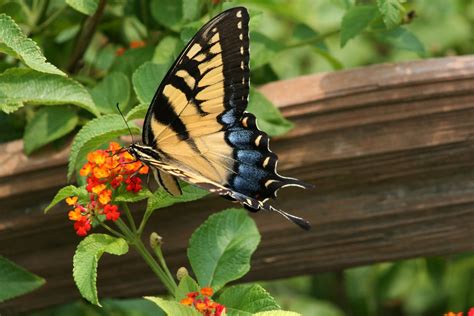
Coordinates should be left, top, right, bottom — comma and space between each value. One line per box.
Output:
247, 89, 294, 136
250, 32, 283, 70
145, 297, 201, 316
45, 185, 88, 213
378, 26, 425, 55
150, 0, 184, 31
24, 107, 78, 154
125, 103, 149, 121
146, 184, 208, 213
90, 72, 130, 114
0, 13, 65, 76
114, 188, 153, 203
175, 275, 200, 301
152, 36, 182, 65
340, 5, 378, 47
0, 68, 99, 116
376, 0, 404, 29
254, 311, 301, 316
73, 234, 129, 306
132, 62, 168, 104
188, 209, 260, 291
0, 255, 45, 303
66, 0, 99, 15
67, 114, 141, 179
217, 284, 280, 315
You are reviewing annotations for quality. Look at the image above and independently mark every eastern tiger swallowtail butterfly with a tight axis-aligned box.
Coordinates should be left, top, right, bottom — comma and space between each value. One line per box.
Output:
126, 7, 312, 230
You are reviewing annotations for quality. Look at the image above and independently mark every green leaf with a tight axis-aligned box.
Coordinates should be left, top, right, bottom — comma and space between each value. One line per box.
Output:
66, 0, 99, 15
145, 297, 201, 316
378, 26, 425, 55
0, 13, 65, 76
111, 46, 155, 78
132, 62, 169, 104
376, 0, 404, 29
0, 255, 45, 303
150, 0, 184, 31
254, 311, 301, 316
175, 275, 200, 301
340, 5, 378, 47
125, 103, 149, 121
0, 68, 99, 116
250, 32, 283, 70
152, 36, 182, 65
217, 284, 280, 315
55, 25, 81, 44
146, 184, 208, 213
23, 107, 78, 154
73, 234, 129, 306
292, 24, 327, 50
44, 185, 88, 213
188, 208, 260, 291
114, 188, 153, 203
182, 0, 201, 22
67, 114, 141, 179
90, 72, 130, 114
247, 89, 294, 136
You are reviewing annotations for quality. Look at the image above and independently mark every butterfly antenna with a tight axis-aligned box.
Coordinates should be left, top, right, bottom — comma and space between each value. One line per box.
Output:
116, 103, 135, 144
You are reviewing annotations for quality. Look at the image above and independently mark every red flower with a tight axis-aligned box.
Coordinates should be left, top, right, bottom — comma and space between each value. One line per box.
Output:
104, 204, 120, 222
180, 287, 225, 316
74, 217, 91, 236
125, 176, 142, 192
468, 308, 474, 316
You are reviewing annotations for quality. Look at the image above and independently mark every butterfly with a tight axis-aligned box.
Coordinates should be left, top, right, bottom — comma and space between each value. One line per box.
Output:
126, 7, 312, 230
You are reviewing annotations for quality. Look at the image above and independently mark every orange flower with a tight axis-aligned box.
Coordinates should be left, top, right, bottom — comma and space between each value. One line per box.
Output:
129, 40, 145, 49
200, 287, 213, 297
65, 142, 149, 236
80, 162, 93, 176
98, 189, 112, 205
180, 297, 194, 306
93, 166, 110, 179
116, 47, 126, 56
68, 208, 82, 221
65, 196, 78, 206
91, 183, 106, 194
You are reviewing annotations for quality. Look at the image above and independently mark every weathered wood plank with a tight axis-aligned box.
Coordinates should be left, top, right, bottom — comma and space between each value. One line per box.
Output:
1, 56, 473, 313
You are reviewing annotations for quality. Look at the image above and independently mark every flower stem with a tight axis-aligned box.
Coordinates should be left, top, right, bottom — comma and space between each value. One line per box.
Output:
97, 220, 126, 239
122, 203, 138, 234
115, 219, 177, 295
150, 234, 175, 286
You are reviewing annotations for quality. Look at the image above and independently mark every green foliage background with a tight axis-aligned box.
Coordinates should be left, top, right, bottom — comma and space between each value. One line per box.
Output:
0, 0, 473, 315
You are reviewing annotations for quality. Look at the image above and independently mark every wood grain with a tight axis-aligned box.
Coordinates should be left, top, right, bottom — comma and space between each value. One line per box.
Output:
1, 56, 473, 314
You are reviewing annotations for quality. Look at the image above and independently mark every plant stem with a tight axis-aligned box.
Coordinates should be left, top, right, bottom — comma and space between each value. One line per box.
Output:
67, 0, 107, 73
151, 236, 175, 286
122, 203, 138, 234
115, 219, 177, 295
285, 29, 340, 49
97, 220, 125, 239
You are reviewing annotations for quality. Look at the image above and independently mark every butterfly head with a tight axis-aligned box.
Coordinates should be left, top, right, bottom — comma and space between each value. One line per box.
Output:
126, 143, 162, 166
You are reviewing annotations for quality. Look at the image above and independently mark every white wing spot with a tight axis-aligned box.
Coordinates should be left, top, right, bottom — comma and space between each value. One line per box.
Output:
239, 34, 243, 40
236, 11, 242, 18
240, 46, 244, 55
237, 21, 242, 29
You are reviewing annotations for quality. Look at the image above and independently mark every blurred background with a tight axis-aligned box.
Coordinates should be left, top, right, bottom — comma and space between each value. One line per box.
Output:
1, 0, 473, 315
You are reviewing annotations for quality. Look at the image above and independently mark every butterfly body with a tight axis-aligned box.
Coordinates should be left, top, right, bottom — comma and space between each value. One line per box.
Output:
127, 7, 312, 230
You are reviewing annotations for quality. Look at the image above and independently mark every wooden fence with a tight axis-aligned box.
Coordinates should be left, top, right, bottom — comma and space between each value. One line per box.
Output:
0, 56, 473, 313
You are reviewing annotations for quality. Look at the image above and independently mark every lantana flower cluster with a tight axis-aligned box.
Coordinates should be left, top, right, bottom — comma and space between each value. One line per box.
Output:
180, 287, 226, 316
65, 142, 148, 236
